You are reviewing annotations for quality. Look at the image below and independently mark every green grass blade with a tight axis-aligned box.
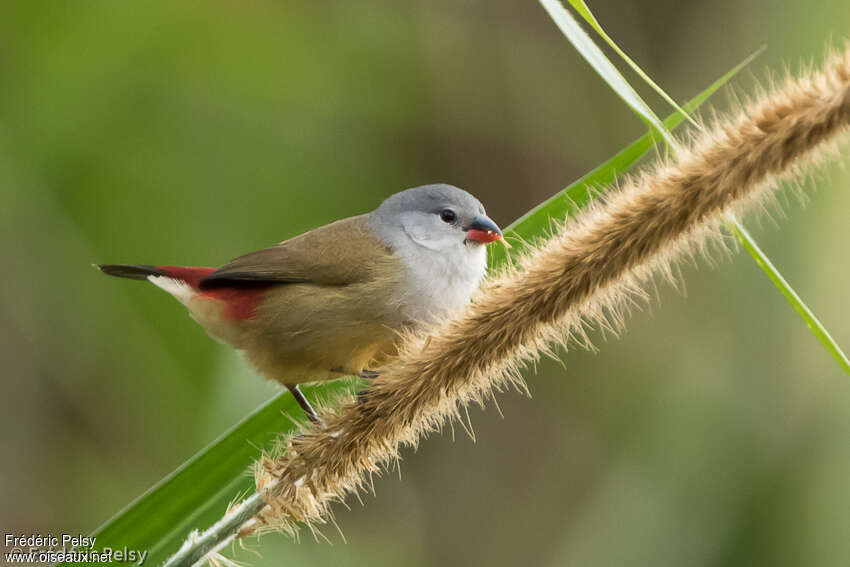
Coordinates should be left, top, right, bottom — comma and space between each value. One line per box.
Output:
565, 0, 698, 127
730, 217, 850, 375
65, 59, 750, 567
62, 380, 359, 567
538, 0, 677, 149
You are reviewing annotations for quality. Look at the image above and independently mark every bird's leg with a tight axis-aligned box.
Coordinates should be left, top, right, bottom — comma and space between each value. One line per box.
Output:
285, 383, 321, 424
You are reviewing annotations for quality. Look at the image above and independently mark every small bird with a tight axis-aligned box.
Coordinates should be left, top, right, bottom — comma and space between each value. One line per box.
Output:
98, 184, 503, 422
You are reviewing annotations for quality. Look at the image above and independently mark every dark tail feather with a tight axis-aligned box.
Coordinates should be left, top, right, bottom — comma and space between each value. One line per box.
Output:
95, 264, 166, 280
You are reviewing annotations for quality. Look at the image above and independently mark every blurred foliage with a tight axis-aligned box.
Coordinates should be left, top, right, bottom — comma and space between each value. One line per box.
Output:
1, 1, 850, 566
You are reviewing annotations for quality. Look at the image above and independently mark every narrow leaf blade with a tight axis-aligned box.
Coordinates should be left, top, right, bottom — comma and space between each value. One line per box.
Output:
565, 0, 698, 126
539, 0, 677, 149
730, 217, 850, 375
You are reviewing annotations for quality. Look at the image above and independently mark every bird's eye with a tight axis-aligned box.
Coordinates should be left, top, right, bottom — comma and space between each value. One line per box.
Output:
439, 209, 456, 223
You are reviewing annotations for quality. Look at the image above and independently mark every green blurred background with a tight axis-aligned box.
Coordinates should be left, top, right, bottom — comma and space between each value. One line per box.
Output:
2, 1, 850, 566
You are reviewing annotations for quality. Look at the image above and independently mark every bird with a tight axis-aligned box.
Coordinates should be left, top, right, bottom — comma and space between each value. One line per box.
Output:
97, 184, 503, 422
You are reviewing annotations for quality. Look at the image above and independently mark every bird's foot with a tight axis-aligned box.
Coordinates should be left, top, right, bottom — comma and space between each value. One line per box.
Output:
355, 370, 380, 412
330, 367, 380, 380
356, 388, 369, 407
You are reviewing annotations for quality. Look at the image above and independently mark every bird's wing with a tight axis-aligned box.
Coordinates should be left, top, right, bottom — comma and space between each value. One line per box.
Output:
199, 215, 393, 288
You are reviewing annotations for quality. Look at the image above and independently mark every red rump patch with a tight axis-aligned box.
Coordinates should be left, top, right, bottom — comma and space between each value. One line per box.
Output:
156, 265, 267, 321
199, 287, 267, 321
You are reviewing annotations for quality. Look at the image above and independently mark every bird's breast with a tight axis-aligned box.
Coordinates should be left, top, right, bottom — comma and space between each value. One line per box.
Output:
393, 244, 487, 325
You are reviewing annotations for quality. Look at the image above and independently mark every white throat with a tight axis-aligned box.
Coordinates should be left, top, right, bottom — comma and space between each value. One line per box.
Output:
393, 238, 487, 323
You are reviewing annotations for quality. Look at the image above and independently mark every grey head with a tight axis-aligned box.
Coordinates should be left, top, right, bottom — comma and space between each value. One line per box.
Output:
368, 183, 501, 253
367, 184, 502, 322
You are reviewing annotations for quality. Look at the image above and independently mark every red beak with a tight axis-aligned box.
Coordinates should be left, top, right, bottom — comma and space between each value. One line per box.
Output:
465, 215, 502, 243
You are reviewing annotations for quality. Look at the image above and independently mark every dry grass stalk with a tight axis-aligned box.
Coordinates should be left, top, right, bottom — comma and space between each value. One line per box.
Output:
251, 46, 850, 537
